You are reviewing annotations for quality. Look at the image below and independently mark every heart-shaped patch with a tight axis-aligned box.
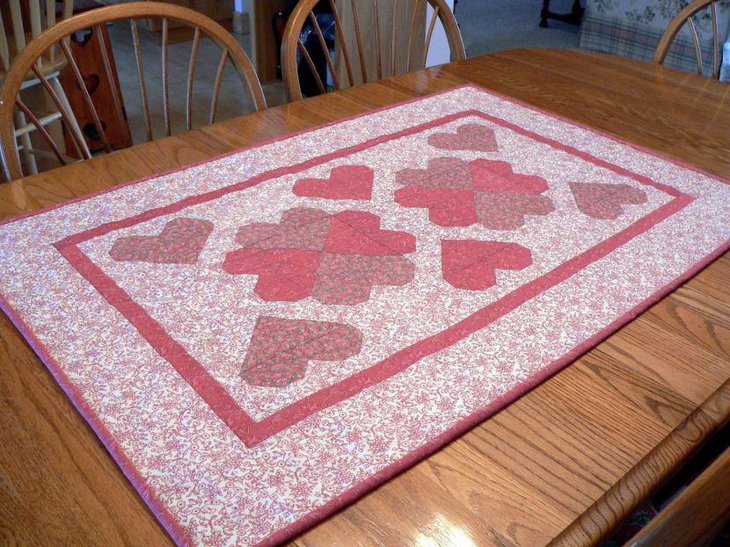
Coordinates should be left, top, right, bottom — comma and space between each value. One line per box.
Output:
293, 165, 374, 200
569, 182, 647, 220
474, 191, 555, 230
109, 217, 213, 264
470, 159, 549, 194
223, 208, 415, 304
395, 157, 554, 229
242, 316, 363, 387
428, 123, 499, 152
442, 240, 533, 290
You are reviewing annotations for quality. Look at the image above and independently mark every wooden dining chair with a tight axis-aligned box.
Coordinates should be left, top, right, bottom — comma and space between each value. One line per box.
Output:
0, 2, 267, 181
0, 0, 88, 176
652, 0, 724, 79
281, 0, 465, 101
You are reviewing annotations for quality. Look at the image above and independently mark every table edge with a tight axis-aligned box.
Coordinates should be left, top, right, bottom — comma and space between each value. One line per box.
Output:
550, 378, 730, 546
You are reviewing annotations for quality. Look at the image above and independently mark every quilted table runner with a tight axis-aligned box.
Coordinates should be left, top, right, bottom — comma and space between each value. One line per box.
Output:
0, 86, 728, 546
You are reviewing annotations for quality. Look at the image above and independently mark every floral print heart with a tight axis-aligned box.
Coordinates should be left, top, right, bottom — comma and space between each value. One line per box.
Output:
242, 316, 363, 388
293, 165, 374, 200
442, 240, 533, 290
223, 207, 415, 304
569, 182, 648, 220
428, 123, 499, 152
395, 157, 554, 229
109, 217, 214, 264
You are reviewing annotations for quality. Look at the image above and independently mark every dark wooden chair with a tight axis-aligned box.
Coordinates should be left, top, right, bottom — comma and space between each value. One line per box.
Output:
281, 0, 465, 101
0, 1, 267, 181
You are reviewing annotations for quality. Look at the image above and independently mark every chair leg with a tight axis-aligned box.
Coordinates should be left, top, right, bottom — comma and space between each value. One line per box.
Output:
14, 111, 39, 176
50, 76, 91, 159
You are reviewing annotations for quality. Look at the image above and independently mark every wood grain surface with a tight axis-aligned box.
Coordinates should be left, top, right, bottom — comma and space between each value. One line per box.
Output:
0, 50, 728, 546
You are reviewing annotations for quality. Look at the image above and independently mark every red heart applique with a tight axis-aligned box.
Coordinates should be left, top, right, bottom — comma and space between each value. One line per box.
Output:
428, 123, 499, 152
223, 207, 415, 304
293, 165, 374, 200
395, 186, 478, 226
242, 316, 363, 387
395, 158, 554, 229
235, 208, 331, 251
474, 192, 555, 230
569, 182, 647, 220
442, 240, 533, 290
109, 217, 214, 264
470, 159, 549, 194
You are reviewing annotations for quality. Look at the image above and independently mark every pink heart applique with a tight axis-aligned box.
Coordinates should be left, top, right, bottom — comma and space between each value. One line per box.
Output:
395, 157, 554, 229
235, 208, 331, 251
293, 165, 374, 200
396, 157, 473, 190
242, 316, 363, 387
428, 123, 499, 152
223, 207, 416, 304
109, 217, 213, 264
474, 192, 555, 230
324, 210, 416, 255
570, 182, 647, 220
442, 240, 533, 290
470, 159, 549, 194
395, 186, 478, 227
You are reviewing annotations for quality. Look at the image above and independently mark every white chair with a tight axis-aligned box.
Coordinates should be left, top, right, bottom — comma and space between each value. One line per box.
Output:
0, 0, 89, 176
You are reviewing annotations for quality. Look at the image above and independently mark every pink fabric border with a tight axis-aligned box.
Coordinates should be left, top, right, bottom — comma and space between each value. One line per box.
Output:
0, 83, 726, 547
55, 109, 691, 448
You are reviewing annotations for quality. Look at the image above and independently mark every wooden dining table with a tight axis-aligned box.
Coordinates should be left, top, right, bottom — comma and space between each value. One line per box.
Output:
0, 49, 728, 546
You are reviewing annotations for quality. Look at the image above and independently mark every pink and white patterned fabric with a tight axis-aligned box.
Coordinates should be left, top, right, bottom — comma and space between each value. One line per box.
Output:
0, 86, 728, 546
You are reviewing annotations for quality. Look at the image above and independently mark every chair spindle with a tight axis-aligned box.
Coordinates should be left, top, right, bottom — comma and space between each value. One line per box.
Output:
60, 39, 113, 152
186, 27, 202, 131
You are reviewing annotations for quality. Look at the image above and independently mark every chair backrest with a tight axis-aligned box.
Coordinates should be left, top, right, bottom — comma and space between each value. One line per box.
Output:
652, 0, 723, 78
281, 0, 465, 101
0, 0, 74, 73
0, 1, 267, 181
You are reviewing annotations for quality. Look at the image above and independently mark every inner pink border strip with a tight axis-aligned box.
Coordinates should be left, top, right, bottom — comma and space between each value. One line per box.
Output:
55, 109, 692, 448
0, 84, 726, 547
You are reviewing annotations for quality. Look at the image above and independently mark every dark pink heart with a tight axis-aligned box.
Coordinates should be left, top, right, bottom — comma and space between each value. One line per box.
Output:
428, 124, 499, 152
293, 165, 374, 200
235, 207, 330, 251
324, 211, 416, 256
242, 316, 363, 387
109, 217, 213, 264
395, 157, 473, 190
570, 182, 648, 220
470, 159, 549, 194
474, 191, 555, 230
224, 208, 416, 304
442, 240, 532, 290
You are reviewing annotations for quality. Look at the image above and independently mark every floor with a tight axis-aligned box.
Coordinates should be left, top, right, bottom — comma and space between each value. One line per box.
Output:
106, 21, 288, 146
456, 0, 580, 55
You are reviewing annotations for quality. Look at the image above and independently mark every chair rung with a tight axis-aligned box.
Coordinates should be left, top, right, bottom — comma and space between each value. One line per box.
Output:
14, 112, 63, 137
19, 71, 62, 91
